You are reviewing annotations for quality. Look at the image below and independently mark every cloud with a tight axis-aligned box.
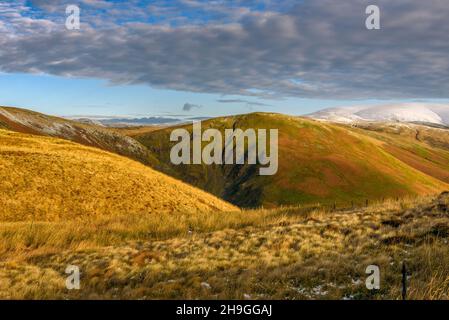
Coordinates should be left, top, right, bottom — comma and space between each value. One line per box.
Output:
26, 0, 63, 12
1, 0, 449, 100
217, 99, 271, 107
81, 0, 113, 9
183, 103, 202, 111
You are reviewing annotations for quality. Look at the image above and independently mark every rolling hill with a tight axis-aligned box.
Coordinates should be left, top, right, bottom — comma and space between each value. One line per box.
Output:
0, 129, 238, 221
134, 113, 449, 208
346, 122, 449, 185
0, 106, 162, 169
3, 107, 449, 210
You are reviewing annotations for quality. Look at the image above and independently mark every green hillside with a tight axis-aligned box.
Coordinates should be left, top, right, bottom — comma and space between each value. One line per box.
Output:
134, 113, 448, 208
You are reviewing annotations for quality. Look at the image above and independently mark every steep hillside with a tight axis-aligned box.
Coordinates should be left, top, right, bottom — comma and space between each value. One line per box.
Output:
0, 129, 238, 221
346, 122, 449, 185
134, 113, 448, 208
0, 106, 161, 169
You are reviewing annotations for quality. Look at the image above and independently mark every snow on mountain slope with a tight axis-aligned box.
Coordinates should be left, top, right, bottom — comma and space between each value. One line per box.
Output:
306, 103, 449, 125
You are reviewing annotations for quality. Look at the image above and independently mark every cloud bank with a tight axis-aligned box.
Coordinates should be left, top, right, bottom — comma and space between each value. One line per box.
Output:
1, 0, 449, 100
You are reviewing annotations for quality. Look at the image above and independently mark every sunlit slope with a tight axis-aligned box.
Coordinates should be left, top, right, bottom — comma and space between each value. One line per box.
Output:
0, 129, 238, 221
135, 113, 448, 208
0, 106, 161, 169
347, 122, 449, 185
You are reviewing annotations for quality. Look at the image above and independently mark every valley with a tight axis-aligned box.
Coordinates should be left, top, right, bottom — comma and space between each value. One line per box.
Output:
1, 106, 449, 300
3, 106, 449, 210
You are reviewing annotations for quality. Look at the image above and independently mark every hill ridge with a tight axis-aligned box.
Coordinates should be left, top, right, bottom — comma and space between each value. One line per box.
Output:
134, 112, 449, 208
0, 106, 162, 169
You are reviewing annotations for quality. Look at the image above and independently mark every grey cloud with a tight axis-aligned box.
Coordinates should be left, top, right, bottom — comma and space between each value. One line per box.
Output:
2, 0, 449, 100
29, 0, 111, 11
183, 103, 202, 111
81, 0, 113, 8
217, 99, 271, 107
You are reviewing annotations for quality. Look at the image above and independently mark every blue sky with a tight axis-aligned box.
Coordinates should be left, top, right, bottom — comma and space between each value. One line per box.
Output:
1, 0, 449, 118
0, 72, 395, 117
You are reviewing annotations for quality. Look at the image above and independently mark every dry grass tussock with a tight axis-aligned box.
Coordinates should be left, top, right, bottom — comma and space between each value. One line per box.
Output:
1, 191, 449, 300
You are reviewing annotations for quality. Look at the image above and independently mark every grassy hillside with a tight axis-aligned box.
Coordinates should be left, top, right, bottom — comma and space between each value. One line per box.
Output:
1, 111, 448, 300
134, 113, 449, 208
112, 125, 169, 137
0, 106, 161, 169
5, 108, 448, 209
347, 122, 449, 185
1, 193, 449, 299
0, 129, 237, 221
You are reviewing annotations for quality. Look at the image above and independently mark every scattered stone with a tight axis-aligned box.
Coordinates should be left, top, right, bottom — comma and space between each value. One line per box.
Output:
201, 282, 211, 290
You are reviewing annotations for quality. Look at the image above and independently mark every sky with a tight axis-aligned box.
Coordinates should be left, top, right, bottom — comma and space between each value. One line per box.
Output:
0, 0, 449, 118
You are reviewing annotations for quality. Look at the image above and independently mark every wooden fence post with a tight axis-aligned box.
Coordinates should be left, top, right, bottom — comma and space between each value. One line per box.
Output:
402, 262, 407, 300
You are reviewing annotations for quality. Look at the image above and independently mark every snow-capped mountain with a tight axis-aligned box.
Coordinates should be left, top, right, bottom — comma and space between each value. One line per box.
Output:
306, 103, 449, 126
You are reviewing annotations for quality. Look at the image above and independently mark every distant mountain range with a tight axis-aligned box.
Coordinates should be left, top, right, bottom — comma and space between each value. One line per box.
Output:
67, 115, 211, 127
307, 103, 449, 126
71, 103, 449, 128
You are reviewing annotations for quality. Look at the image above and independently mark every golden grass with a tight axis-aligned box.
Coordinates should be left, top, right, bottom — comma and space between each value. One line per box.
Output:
1, 127, 449, 300
1, 193, 448, 300
0, 207, 294, 258
0, 129, 237, 221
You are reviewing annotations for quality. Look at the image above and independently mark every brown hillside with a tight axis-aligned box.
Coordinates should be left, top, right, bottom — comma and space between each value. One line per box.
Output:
0, 106, 161, 169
